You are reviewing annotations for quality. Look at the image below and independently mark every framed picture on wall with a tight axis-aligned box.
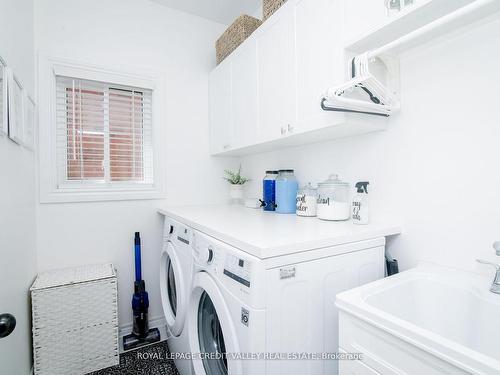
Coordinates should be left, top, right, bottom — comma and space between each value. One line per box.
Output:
7, 70, 24, 144
0, 57, 7, 136
23, 93, 35, 150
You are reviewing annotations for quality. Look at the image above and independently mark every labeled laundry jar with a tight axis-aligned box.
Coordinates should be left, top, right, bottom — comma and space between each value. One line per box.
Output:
317, 174, 350, 221
296, 182, 317, 217
275, 170, 298, 214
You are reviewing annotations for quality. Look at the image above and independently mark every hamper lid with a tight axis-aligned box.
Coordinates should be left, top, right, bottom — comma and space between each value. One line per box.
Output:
30, 263, 116, 290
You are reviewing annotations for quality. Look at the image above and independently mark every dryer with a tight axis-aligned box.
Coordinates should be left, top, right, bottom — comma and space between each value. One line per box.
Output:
188, 230, 266, 375
187, 230, 385, 375
160, 218, 194, 375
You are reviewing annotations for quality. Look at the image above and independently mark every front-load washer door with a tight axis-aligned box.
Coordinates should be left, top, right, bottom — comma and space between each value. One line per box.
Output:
160, 242, 187, 337
189, 272, 242, 375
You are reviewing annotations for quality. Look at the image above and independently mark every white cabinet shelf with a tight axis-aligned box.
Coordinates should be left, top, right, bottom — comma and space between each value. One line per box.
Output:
345, 0, 500, 54
213, 117, 387, 156
209, 0, 387, 157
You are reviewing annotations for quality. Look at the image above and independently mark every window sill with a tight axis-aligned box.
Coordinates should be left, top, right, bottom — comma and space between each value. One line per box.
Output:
40, 186, 166, 204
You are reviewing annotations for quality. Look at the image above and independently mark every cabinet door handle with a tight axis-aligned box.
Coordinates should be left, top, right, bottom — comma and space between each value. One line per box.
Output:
287, 124, 294, 133
280, 127, 286, 135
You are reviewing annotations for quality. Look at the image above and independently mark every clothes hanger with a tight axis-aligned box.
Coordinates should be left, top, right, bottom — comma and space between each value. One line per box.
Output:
321, 53, 399, 117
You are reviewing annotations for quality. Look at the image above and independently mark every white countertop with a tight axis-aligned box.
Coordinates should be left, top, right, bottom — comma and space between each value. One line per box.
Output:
158, 205, 401, 259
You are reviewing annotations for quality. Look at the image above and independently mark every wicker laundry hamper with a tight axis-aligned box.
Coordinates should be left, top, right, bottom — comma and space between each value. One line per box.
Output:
263, 0, 288, 20
31, 263, 119, 375
216, 14, 262, 65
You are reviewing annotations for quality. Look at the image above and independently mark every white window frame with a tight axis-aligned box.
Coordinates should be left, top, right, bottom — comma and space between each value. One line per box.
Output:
38, 54, 166, 203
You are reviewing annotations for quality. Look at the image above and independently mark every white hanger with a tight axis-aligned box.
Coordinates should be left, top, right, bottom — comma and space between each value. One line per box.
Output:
322, 53, 400, 117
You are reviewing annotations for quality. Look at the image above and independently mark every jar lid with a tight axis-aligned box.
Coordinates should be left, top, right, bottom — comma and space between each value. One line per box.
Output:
318, 174, 349, 187
299, 182, 317, 194
265, 170, 279, 174
278, 169, 294, 173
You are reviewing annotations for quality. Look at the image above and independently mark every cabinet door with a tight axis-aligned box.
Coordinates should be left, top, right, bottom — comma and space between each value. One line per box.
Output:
256, 5, 296, 142
209, 61, 232, 154
343, 0, 389, 43
265, 246, 384, 375
294, 0, 342, 132
231, 38, 259, 149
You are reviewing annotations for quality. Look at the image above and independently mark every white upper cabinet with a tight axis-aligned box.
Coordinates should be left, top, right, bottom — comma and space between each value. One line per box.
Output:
343, 0, 389, 44
209, 60, 232, 154
209, 0, 388, 156
209, 0, 500, 156
256, 4, 296, 142
293, 0, 342, 133
231, 38, 259, 149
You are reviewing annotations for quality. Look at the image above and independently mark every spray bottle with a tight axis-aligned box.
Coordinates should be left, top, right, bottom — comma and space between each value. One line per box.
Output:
352, 182, 369, 225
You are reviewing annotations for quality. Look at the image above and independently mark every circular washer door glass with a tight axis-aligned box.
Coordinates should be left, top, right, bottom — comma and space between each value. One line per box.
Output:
166, 257, 177, 316
198, 291, 227, 375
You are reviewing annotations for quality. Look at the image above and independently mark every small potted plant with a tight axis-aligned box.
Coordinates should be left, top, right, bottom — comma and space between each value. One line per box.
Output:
223, 165, 249, 205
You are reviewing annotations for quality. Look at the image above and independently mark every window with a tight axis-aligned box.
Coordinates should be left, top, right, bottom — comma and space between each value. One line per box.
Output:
56, 77, 153, 186
38, 56, 165, 202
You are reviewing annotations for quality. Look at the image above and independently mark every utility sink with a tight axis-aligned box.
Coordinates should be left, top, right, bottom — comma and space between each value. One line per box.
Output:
336, 264, 500, 375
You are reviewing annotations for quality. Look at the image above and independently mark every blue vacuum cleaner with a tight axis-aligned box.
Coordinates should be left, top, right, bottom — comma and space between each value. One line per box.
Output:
123, 232, 161, 351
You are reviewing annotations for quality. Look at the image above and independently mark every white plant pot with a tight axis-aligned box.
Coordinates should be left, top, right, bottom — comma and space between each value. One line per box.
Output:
229, 184, 244, 205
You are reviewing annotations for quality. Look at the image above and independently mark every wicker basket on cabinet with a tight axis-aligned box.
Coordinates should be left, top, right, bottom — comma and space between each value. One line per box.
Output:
216, 14, 262, 65
263, 0, 288, 20
30, 263, 119, 375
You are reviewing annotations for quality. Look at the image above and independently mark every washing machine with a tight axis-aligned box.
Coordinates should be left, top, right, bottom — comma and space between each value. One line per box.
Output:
160, 218, 194, 375
186, 229, 385, 375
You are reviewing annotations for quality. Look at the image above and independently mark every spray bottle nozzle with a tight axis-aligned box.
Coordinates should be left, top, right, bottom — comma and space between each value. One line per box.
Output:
355, 181, 369, 194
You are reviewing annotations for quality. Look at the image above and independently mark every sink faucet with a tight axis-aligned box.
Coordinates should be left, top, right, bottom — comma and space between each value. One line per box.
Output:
476, 242, 500, 294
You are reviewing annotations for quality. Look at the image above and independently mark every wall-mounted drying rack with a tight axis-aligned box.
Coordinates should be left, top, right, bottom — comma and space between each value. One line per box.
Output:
322, 0, 500, 117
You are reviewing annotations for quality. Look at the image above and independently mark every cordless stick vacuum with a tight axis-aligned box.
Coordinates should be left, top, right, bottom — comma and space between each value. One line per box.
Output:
123, 232, 161, 351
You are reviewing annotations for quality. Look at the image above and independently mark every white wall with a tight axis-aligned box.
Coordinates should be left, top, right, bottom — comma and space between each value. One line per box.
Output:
34, 0, 237, 329
0, 0, 37, 373
241, 16, 500, 274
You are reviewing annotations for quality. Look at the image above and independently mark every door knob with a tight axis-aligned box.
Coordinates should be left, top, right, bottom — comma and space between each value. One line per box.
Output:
0, 313, 16, 338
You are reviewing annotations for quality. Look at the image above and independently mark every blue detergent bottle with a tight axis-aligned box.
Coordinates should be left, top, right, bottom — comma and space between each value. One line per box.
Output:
275, 169, 298, 214
262, 170, 279, 211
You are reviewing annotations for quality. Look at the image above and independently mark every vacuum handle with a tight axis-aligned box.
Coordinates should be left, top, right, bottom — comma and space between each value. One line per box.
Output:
0, 313, 16, 338
135, 232, 142, 281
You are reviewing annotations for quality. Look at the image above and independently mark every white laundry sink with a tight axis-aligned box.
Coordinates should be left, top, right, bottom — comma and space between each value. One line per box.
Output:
335, 264, 500, 375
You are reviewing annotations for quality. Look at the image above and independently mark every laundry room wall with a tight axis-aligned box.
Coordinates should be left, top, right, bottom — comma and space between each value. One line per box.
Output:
0, 0, 37, 372
241, 15, 500, 274
34, 0, 237, 329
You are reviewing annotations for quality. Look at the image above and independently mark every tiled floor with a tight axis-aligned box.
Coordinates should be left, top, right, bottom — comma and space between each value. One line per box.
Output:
88, 341, 180, 375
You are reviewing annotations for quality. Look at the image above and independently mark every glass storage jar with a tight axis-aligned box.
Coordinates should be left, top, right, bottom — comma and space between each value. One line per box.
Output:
275, 170, 298, 214
316, 174, 350, 221
296, 182, 317, 217
262, 170, 279, 211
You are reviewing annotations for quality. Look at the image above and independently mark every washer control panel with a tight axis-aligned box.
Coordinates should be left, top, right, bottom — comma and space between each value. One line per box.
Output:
224, 254, 252, 288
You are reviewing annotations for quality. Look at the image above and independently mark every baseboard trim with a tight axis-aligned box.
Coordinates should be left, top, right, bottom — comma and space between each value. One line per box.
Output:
118, 315, 168, 353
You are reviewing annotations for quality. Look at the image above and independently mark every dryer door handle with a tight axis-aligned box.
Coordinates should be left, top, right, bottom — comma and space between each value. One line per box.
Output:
207, 248, 214, 264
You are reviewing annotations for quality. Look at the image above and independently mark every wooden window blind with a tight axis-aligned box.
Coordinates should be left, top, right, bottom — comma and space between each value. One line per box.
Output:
55, 76, 153, 188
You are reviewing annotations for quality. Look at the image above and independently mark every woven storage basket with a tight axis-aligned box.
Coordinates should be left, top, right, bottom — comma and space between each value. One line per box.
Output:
216, 14, 262, 65
263, 0, 288, 20
31, 263, 119, 375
